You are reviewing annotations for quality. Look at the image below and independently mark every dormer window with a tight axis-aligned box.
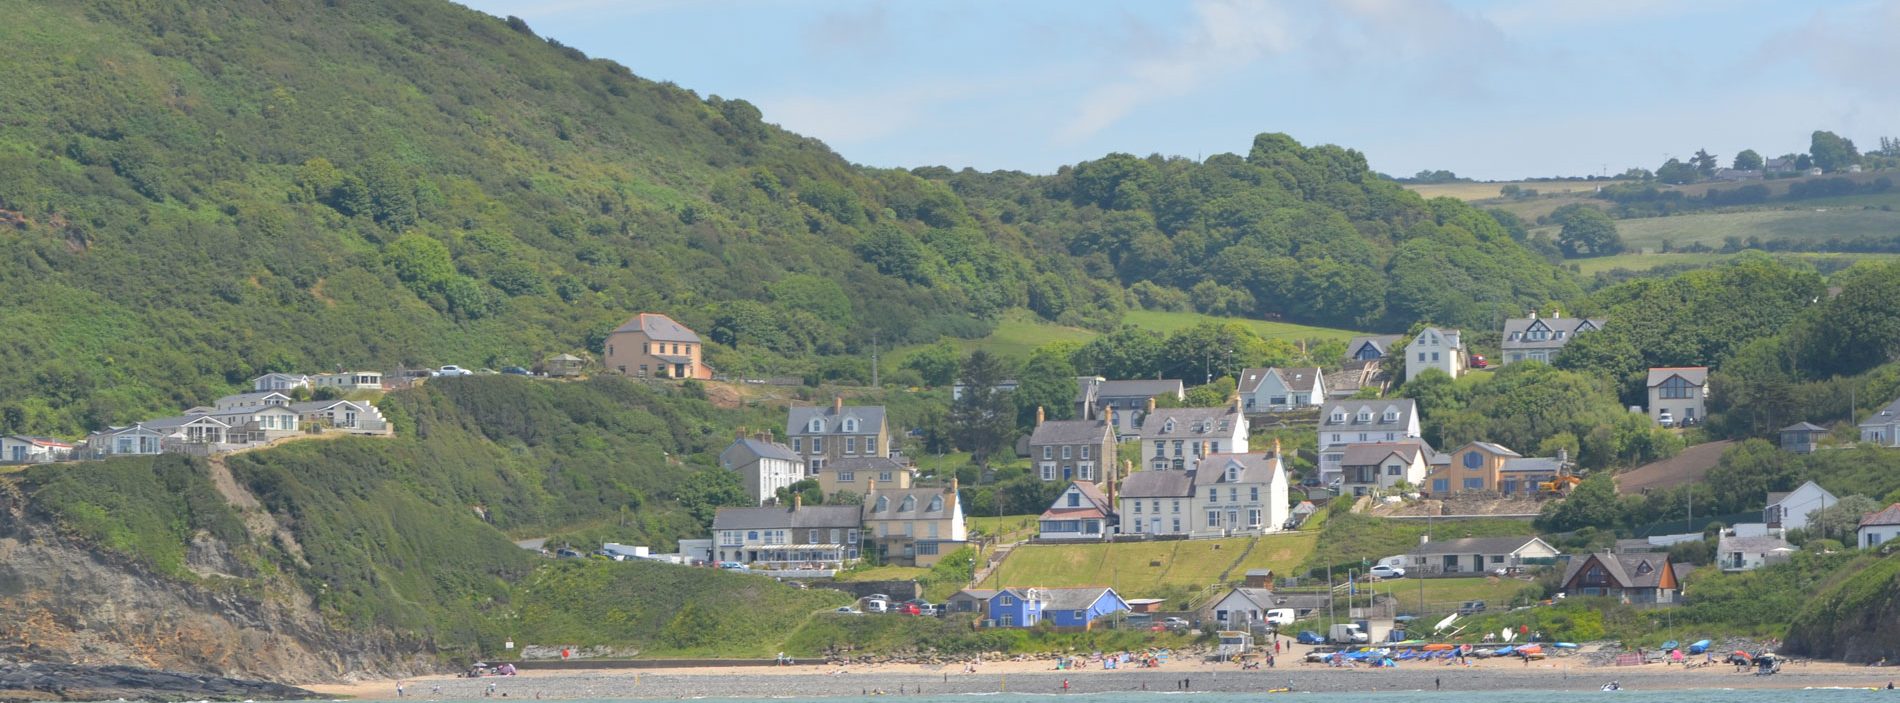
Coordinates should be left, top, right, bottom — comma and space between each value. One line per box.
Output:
843, 418, 859, 433
874, 496, 889, 512
899, 495, 917, 512
1226, 466, 1239, 482
1554, 331, 1565, 340
1382, 410, 1398, 423
1163, 419, 1176, 433
927, 495, 944, 512
1634, 561, 1654, 575
1356, 410, 1372, 423
1330, 411, 1345, 423
808, 418, 825, 433
1509, 332, 1521, 341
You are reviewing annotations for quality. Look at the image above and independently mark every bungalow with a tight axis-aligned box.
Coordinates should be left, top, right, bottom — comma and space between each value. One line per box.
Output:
1139, 400, 1249, 472
1339, 440, 1431, 496
1858, 503, 1900, 550
863, 480, 967, 567
1779, 422, 1828, 454
250, 373, 310, 392
1117, 469, 1195, 536
289, 399, 388, 433
1717, 529, 1795, 571
86, 425, 165, 456
720, 433, 807, 506
1, 435, 75, 464
710, 500, 861, 571
204, 404, 301, 443
140, 414, 234, 447
1237, 367, 1326, 413
1074, 378, 1184, 439
945, 589, 998, 616
815, 456, 913, 498
1409, 536, 1560, 576
1559, 552, 1683, 604
215, 391, 293, 411
1859, 398, 1900, 447
1038, 481, 1115, 541
1206, 568, 1282, 629
310, 371, 384, 392
985, 587, 1128, 629
1764, 480, 1837, 532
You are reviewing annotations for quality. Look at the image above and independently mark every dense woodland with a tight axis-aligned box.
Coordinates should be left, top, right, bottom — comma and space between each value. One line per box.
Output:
0, 0, 1579, 437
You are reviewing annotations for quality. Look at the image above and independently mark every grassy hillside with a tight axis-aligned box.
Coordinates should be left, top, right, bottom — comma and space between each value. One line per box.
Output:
1542, 207, 1900, 252
0, 0, 1578, 438
884, 308, 1363, 373
978, 533, 1317, 604
510, 560, 851, 656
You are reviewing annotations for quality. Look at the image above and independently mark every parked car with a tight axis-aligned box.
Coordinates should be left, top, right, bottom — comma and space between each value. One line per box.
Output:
1369, 565, 1406, 579
919, 604, 940, 617
1658, 410, 1675, 428
896, 602, 922, 616
1161, 617, 1191, 630
501, 366, 531, 375
867, 593, 892, 602
1458, 600, 1488, 615
717, 561, 748, 571
1266, 609, 1296, 627
864, 599, 890, 614
834, 606, 863, 615
1469, 354, 1489, 369
554, 547, 584, 559
434, 365, 473, 377
1295, 630, 1326, 645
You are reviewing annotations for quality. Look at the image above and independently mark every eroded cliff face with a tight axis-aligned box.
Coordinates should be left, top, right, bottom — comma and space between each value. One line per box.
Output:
0, 481, 437, 684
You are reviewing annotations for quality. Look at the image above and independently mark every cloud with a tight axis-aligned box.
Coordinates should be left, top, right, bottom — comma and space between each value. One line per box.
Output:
1761, 1, 1900, 99
1481, 0, 1733, 34
1055, 0, 1514, 145
803, 3, 892, 57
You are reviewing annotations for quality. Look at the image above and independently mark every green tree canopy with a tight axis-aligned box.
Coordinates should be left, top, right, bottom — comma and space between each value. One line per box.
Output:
1733, 149, 1764, 171
1551, 204, 1625, 258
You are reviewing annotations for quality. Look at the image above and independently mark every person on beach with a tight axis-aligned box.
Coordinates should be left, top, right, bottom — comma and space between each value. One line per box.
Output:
1435, 676, 1441, 690
396, 681, 405, 698
1061, 679, 1070, 693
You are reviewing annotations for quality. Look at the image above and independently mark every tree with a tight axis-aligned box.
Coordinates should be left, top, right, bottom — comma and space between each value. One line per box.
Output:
1551, 205, 1624, 258
677, 469, 749, 527
1809, 130, 1860, 173
1691, 149, 1719, 176
1809, 495, 1883, 544
948, 350, 1017, 465
774, 478, 825, 507
1733, 149, 1763, 171
1656, 158, 1698, 185
903, 342, 962, 387
1014, 344, 1079, 429
1534, 473, 1627, 532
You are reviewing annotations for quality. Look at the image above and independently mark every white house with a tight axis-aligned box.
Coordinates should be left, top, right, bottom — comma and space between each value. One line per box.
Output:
1859, 504, 1900, 550
1038, 481, 1114, 541
1764, 480, 1837, 532
1499, 314, 1604, 366
1, 435, 75, 464
720, 434, 808, 506
250, 373, 310, 392
1717, 529, 1795, 572
1405, 327, 1465, 383
1316, 399, 1421, 484
1139, 400, 1249, 472
1237, 367, 1326, 412
1117, 469, 1196, 536
1192, 447, 1291, 535
289, 399, 389, 433
311, 371, 384, 392
1860, 397, 1900, 447
86, 425, 165, 456
1338, 440, 1431, 496
1405, 536, 1561, 576
1646, 367, 1709, 427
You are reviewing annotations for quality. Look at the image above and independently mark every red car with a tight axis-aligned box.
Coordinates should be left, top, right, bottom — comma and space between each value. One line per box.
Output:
1469, 354, 1489, 369
897, 603, 922, 616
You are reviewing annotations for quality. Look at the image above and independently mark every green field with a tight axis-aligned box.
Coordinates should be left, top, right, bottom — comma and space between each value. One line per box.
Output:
1120, 310, 1362, 343
978, 532, 1318, 600
1571, 251, 1900, 276
969, 514, 1040, 544
1533, 207, 1900, 252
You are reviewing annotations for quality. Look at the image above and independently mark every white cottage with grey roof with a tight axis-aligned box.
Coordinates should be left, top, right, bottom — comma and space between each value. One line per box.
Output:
1317, 399, 1421, 483
1192, 448, 1290, 535
1860, 397, 1900, 447
1405, 327, 1465, 382
1117, 469, 1196, 536
1499, 313, 1605, 366
720, 433, 807, 505
1237, 367, 1325, 412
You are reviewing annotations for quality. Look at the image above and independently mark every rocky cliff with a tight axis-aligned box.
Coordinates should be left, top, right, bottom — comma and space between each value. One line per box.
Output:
1784, 552, 1900, 663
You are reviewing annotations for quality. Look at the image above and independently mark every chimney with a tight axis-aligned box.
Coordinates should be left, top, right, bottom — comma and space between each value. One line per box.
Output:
833, 395, 844, 415
950, 477, 959, 496
794, 493, 803, 510
1553, 310, 1562, 319
1106, 405, 1116, 427
1420, 534, 1430, 545
1036, 405, 1045, 426
1273, 438, 1282, 457
1147, 397, 1156, 413
1529, 310, 1538, 320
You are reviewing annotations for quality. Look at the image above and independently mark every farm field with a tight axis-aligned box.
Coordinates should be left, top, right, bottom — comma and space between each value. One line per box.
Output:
978, 532, 1319, 600
1570, 251, 1900, 276
968, 514, 1040, 544
1557, 207, 1900, 251
1404, 180, 1622, 201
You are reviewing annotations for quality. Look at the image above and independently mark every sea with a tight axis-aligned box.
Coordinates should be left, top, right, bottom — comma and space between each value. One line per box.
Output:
310, 691, 1894, 703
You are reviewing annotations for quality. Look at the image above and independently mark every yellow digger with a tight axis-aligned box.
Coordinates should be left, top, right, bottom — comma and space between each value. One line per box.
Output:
1538, 475, 1582, 496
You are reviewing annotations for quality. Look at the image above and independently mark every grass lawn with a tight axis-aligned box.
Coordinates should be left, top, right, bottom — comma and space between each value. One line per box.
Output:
833, 565, 930, 582
1367, 576, 1545, 616
979, 533, 1318, 599
969, 514, 1039, 544
1121, 310, 1361, 343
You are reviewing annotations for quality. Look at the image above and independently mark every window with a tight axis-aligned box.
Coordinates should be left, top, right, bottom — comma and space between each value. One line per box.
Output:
1163, 419, 1176, 433
747, 531, 760, 541
1463, 452, 1482, 469
838, 471, 855, 482
1043, 446, 1054, 460
641, 343, 649, 354
1229, 487, 1238, 502
1387, 464, 1401, 476
1068, 493, 1081, 507
1171, 500, 1181, 513
1357, 410, 1371, 422
846, 437, 857, 454
1079, 463, 1094, 480
1133, 501, 1143, 513
927, 495, 943, 512
793, 438, 803, 452
1431, 352, 1440, 361
1172, 440, 1183, 456
1250, 487, 1259, 501
1207, 511, 1220, 528
809, 419, 825, 433
809, 458, 824, 472
1270, 396, 1287, 406
1658, 376, 1696, 399
809, 529, 820, 543
1041, 463, 1056, 480
874, 496, 889, 512
1463, 478, 1485, 490
1211, 441, 1220, 453
1151, 500, 1161, 513
1418, 352, 1426, 362
1208, 488, 1218, 501
1227, 466, 1239, 482
1172, 518, 1181, 532
1248, 508, 1262, 526
899, 495, 917, 512
879, 471, 893, 482
1331, 433, 1341, 442
1153, 442, 1165, 458
1330, 412, 1345, 423
1000, 595, 1013, 606
928, 522, 939, 538
1061, 446, 1072, 460
1080, 445, 1091, 460
1383, 410, 1397, 422
1433, 479, 1449, 493
1490, 555, 1505, 564
1358, 433, 1368, 442
843, 418, 858, 433
866, 437, 876, 454
811, 438, 824, 453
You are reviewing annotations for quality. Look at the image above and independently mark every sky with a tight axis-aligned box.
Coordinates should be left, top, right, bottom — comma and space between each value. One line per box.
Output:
455, 0, 1900, 180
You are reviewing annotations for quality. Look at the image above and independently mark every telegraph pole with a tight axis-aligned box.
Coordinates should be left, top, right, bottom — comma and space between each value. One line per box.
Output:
871, 333, 879, 387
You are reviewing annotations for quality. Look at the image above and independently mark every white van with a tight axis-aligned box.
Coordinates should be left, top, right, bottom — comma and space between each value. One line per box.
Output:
1266, 609, 1296, 627
863, 599, 890, 613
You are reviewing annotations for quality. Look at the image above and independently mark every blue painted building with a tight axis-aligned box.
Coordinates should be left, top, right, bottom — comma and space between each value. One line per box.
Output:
985, 587, 1129, 629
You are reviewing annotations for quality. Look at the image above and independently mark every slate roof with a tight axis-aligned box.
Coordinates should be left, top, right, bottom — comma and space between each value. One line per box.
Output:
138, 415, 229, 431
1717, 533, 1794, 555
1500, 316, 1606, 351
1319, 399, 1417, 430
1780, 422, 1828, 433
1344, 335, 1403, 360
1340, 441, 1429, 467
1646, 367, 1709, 387
1237, 367, 1321, 395
711, 505, 862, 531
1860, 503, 1900, 528
1030, 419, 1111, 446
1463, 441, 1520, 457
1860, 398, 1900, 427
1142, 406, 1241, 440
288, 399, 371, 414
786, 405, 887, 436
826, 456, 909, 472
5, 435, 74, 448
1118, 470, 1196, 499
1094, 379, 1184, 400
1501, 457, 1565, 473
215, 391, 291, 408
1192, 453, 1284, 487
1038, 587, 1119, 611
1561, 552, 1676, 589
613, 312, 701, 343
1413, 536, 1550, 557
727, 437, 801, 462
951, 589, 998, 602
1413, 326, 1463, 350
866, 487, 955, 520
1217, 587, 1277, 612
1043, 482, 1113, 520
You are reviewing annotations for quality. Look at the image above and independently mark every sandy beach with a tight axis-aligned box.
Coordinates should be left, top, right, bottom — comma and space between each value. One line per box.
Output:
308, 649, 1900, 699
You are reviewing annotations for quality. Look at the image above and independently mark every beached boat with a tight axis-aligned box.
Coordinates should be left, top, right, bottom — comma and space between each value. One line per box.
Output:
1688, 639, 1712, 654
1661, 640, 1679, 651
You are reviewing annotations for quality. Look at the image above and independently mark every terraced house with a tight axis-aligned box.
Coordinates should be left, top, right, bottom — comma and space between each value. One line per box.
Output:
786, 397, 891, 473
1316, 399, 1421, 485
1139, 399, 1249, 472
1027, 406, 1116, 484
862, 479, 966, 566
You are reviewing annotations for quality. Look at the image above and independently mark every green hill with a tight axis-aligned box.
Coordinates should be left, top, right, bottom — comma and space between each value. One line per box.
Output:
0, 0, 1575, 438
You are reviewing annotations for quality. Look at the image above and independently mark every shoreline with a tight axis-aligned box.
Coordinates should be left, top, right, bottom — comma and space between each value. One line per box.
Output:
308, 657, 1900, 699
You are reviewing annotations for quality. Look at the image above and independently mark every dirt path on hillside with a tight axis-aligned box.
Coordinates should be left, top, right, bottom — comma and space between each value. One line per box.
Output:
206, 454, 308, 567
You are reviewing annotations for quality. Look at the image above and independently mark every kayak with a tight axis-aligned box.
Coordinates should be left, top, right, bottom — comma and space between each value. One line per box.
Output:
1661, 640, 1679, 651
1553, 642, 1580, 649
1423, 643, 1456, 651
